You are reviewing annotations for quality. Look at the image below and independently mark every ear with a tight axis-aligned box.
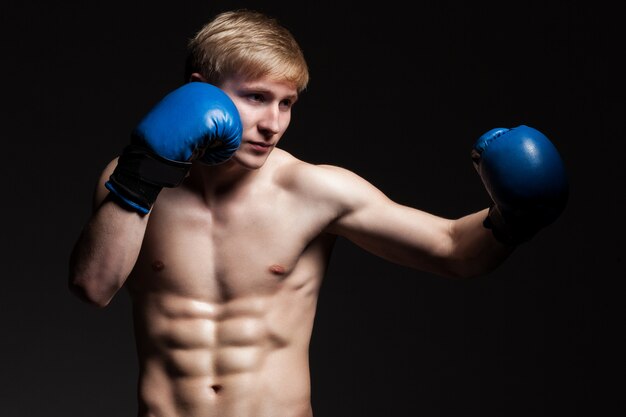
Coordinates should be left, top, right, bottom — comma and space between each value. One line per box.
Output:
189, 72, 208, 83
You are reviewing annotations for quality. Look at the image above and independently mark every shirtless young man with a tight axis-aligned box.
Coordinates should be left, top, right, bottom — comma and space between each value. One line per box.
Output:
68, 9, 569, 417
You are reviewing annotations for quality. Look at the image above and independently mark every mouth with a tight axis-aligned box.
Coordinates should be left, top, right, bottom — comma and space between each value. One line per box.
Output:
247, 141, 273, 152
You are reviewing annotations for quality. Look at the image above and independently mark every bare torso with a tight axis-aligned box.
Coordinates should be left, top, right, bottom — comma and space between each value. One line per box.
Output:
126, 149, 337, 417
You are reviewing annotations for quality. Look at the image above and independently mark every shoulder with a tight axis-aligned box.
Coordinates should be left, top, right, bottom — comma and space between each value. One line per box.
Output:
270, 148, 389, 208
270, 148, 354, 190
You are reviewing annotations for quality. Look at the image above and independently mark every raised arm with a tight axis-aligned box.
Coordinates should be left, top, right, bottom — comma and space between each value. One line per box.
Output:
325, 125, 568, 279
68, 161, 150, 307
68, 82, 242, 306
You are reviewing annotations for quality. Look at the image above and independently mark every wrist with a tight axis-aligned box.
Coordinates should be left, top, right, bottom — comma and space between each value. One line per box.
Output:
483, 204, 538, 246
105, 145, 192, 214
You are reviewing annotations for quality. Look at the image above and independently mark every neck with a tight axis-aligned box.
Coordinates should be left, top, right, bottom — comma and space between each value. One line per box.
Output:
187, 159, 259, 197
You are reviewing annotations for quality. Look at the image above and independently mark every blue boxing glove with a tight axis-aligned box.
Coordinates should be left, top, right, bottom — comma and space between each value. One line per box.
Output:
471, 125, 569, 245
105, 82, 242, 214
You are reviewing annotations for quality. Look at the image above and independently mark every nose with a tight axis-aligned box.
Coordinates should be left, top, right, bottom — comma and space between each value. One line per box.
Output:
257, 104, 280, 136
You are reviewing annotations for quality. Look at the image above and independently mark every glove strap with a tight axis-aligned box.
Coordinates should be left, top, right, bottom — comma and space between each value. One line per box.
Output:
105, 145, 191, 215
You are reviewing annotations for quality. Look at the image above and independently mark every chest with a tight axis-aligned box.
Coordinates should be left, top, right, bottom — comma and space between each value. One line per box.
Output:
129, 184, 333, 299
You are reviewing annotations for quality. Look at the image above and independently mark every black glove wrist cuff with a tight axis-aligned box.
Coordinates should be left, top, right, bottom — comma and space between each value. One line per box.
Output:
106, 145, 192, 213
483, 204, 531, 246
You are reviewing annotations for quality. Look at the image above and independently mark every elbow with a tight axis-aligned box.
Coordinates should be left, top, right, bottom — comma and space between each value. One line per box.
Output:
436, 247, 499, 280
441, 220, 508, 279
431, 238, 484, 280
68, 273, 117, 308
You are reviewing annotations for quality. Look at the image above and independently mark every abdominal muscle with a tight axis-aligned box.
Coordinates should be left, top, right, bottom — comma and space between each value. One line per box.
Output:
130, 288, 317, 417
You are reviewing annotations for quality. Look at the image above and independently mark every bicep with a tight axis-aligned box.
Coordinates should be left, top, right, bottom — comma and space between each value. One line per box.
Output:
323, 168, 454, 270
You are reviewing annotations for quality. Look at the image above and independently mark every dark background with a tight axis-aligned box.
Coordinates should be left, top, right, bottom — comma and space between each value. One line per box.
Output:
1, 1, 622, 416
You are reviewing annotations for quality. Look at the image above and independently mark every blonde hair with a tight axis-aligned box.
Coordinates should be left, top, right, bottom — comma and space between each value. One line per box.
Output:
186, 9, 309, 93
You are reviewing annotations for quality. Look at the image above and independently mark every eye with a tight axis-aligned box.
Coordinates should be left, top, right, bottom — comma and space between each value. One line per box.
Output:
248, 93, 265, 103
279, 98, 293, 110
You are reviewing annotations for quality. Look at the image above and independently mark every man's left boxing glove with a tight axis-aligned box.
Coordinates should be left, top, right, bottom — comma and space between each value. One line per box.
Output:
105, 82, 242, 215
472, 125, 569, 245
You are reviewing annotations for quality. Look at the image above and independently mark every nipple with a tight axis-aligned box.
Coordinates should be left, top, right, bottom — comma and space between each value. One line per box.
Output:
269, 264, 286, 275
152, 260, 165, 272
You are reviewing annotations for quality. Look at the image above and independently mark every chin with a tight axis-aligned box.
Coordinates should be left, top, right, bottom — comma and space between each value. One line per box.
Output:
231, 152, 270, 170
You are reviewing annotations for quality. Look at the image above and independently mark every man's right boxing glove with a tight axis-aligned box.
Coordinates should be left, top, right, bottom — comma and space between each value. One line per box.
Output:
471, 125, 569, 245
105, 82, 242, 214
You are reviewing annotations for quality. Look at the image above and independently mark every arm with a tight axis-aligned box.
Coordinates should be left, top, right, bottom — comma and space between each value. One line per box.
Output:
68, 159, 150, 307
325, 125, 567, 278
324, 166, 512, 279
68, 82, 242, 307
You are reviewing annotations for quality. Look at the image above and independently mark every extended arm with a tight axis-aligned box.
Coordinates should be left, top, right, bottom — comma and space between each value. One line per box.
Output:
324, 167, 512, 278
325, 125, 567, 278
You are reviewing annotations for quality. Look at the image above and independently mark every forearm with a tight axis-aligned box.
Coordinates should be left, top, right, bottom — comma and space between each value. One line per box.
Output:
447, 208, 514, 278
69, 197, 149, 307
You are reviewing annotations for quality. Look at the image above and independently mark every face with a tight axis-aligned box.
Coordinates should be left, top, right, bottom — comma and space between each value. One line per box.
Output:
218, 74, 298, 170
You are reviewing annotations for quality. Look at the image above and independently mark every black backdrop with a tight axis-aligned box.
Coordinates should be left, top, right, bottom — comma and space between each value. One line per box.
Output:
1, 1, 622, 416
